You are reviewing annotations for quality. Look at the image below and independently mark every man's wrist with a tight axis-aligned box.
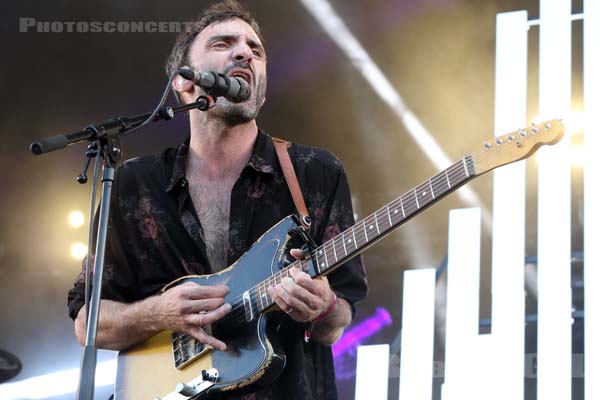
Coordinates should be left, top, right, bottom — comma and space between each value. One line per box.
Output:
304, 291, 338, 342
312, 292, 337, 324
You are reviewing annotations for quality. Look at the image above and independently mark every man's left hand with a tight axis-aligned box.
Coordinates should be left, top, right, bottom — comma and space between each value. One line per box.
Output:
267, 248, 335, 323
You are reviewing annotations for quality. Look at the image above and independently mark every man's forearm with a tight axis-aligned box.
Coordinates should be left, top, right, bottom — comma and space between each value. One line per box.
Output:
74, 283, 232, 351
74, 297, 162, 351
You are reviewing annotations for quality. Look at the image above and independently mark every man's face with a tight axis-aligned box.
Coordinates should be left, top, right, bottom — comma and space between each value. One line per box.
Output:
187, 18, 267, 125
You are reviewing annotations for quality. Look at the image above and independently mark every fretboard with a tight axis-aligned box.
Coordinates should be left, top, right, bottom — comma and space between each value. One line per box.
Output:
247, 155, 475, 315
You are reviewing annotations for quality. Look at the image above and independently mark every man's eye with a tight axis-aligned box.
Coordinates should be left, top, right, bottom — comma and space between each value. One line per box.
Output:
252, 49, 262, 57
213, 42, 228, 49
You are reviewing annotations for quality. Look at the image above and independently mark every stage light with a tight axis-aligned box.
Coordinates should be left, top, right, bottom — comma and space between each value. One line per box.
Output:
537, 1, 573, 398
570, 142, 585, 167
70, 242, 87, 260
0, 359, 116, 399
68, 210, 85, 228
355, 345, 389, 400
564, 110, 584, 134
398, 269, 435, 400
491, 10, 527, 400
442, 208, 482, 400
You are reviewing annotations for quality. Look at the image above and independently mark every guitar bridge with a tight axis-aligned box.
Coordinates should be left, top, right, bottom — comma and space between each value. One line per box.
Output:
172, 330, 212, 370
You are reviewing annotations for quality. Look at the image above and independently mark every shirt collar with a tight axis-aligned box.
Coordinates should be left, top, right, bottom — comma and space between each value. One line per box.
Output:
165, 130, 279, 193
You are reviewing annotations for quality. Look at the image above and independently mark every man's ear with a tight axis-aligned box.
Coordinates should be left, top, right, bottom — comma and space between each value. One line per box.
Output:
172, 75, 194, 94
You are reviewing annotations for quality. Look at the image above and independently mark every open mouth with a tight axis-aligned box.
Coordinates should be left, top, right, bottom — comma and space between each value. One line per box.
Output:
228, 69, 253, 86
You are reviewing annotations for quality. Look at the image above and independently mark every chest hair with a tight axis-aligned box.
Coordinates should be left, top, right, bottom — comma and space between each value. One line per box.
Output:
187, 176, 235, 272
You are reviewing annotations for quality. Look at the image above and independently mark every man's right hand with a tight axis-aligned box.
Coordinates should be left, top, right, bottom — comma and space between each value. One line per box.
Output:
74, 282, 231, 351
154, 282, 232, 351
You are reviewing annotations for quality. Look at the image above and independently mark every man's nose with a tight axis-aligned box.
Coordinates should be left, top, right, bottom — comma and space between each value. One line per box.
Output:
232, 43, 253, 63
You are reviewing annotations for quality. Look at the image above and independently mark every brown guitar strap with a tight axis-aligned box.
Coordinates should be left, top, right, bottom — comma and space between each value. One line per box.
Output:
272, 137, 311, 230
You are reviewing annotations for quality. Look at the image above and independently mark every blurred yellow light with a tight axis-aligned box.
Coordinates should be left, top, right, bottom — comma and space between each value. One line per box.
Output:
532, 109, 584, 136
534, 142, 585, 167
533, 109, 585, 166
564, 110, 584, 135
70, 242, 87, 261
68, 210, 85, 228
570, 144, 585, 168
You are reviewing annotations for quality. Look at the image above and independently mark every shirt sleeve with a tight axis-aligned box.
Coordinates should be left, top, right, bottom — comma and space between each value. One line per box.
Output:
67, 167, 142, 320
308, 157, 368, 318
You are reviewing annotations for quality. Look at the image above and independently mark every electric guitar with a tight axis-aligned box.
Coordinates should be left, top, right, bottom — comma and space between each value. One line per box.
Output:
114, 120, 564, 399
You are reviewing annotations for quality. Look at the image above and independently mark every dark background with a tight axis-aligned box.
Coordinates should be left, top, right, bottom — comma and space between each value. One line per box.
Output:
0, 0, 586, 399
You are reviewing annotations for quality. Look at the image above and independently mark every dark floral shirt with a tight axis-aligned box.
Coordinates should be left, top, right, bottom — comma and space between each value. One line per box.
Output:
68, 130, 368, 399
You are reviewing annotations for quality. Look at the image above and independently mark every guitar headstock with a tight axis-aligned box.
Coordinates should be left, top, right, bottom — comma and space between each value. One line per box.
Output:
472, 119, 565, 175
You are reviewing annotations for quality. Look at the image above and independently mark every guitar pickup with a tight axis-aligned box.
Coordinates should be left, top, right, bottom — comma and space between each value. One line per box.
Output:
243, 290, 253, 321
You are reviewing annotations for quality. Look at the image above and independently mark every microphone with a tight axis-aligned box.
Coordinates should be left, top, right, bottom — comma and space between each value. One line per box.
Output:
177, 69, 251, 103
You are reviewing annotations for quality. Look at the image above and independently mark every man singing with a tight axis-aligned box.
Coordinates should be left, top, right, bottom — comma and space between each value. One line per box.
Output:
68, 1, 367, 398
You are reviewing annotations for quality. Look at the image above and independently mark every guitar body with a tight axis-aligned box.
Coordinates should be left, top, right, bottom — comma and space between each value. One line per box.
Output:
115, 216, 299, 400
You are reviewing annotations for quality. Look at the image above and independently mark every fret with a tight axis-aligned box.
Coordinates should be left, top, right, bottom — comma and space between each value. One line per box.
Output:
257, 284, 264, 310
260, 284, 269, 310
298, 259, 307, 274
400, 197, 406, 218
313, 249, 321, 274
374, 212, 381, 234
317, 247, 326, 272
352, 226, 358, 250
429, 179, 435, 199
386, 205, 393, 227
462, 157, 470, 177
449, 162, 466, 187
416, 182, 434, 208
465, 155, 475, 176
390, 203, 400, 221
341, 231, 348, 256
414, 188, 420, 209
363, 220, 369, 242
432, 173, 446, 198
365, 214, 377, 236
331, 238, 338, 262
445, 169, 451, 188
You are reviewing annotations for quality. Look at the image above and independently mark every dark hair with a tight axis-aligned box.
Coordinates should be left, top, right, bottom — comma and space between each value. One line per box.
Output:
165, 0, 263, 82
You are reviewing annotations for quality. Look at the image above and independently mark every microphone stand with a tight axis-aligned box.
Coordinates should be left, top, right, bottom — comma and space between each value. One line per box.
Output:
30, 95, 214, 400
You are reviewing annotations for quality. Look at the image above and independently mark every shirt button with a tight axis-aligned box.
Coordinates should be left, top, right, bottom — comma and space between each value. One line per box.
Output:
181, 178, 187, 187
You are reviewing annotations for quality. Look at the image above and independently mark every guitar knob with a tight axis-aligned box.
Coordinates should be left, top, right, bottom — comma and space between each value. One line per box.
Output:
176, 382, 198, 397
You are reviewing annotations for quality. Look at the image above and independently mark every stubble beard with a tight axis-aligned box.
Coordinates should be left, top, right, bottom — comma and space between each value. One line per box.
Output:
211, 74, 267, 126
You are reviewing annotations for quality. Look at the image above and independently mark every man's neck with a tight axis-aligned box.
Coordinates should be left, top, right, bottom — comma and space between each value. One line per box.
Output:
187, 113, 258, 180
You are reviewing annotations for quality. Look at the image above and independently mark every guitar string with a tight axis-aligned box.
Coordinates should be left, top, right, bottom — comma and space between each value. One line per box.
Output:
174, 125, 556, 347
174, 133, 525, 347
176, 139, 518, 346
175, 162, 469, 347
175, 155, 475, 346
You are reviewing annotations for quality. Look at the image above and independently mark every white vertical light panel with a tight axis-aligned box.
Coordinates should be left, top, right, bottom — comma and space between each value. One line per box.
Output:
584, 0, 600, 398
355, 344, 389, 400
441, 208, 481, 400
490, 10, 528, 400
537, 0, 572, 399
398, 268, 436, 400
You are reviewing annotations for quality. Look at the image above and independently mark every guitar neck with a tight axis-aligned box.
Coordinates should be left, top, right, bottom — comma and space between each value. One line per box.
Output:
250, 119, 565, 314
251, 156, 475, 313
310, 156, 475, 276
